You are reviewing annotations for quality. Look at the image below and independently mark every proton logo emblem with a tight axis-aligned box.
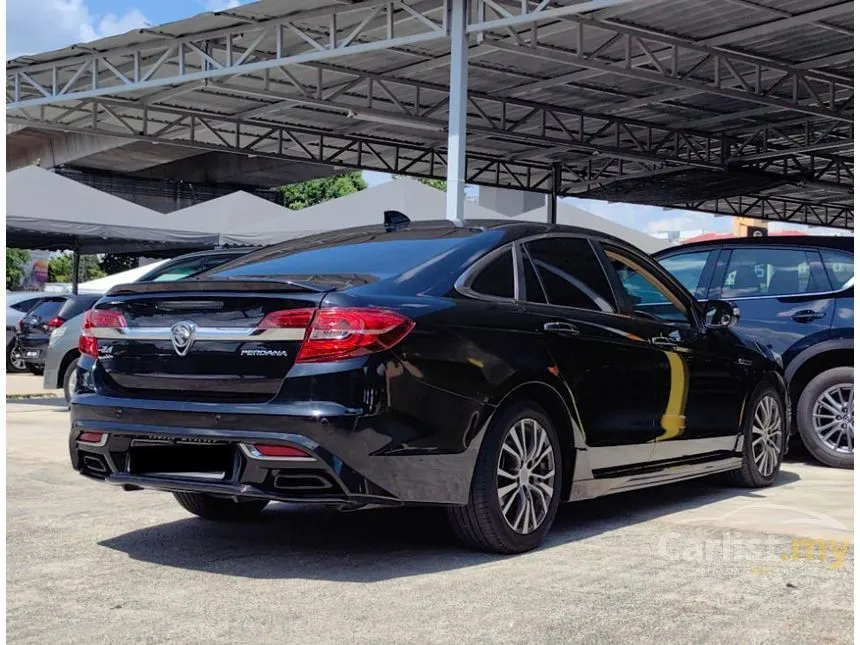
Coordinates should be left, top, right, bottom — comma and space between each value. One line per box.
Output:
170, 321, 196, 357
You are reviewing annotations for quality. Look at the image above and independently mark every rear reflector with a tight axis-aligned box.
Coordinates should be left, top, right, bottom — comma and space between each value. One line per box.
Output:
80, 308, 127, 358
78, 431, 105, 443
252, 444, 312, 458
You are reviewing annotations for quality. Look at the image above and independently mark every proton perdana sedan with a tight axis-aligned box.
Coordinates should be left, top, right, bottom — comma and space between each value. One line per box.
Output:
69, 217, 787, 553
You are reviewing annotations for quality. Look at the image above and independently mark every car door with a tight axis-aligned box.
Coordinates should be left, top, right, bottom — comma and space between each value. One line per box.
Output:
518, 236, 667, 473
713, 246, 834, 367
599, 242, 748, 461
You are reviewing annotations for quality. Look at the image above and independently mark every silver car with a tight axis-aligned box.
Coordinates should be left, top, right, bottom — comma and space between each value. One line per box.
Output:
43, 248, 250, 401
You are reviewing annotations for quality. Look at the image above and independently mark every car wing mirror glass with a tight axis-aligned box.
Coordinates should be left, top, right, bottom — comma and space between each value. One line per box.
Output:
704, 299, 740, 329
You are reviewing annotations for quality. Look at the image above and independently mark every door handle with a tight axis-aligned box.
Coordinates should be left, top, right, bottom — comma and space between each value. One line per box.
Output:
792, 309, 826, 323
650, 336, 678, 350
543, 321, 580, 335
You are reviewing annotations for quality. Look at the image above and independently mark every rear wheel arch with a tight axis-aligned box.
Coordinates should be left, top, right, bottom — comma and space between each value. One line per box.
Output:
787, 342, 854, 415
488, 380, 579, 502
57, 349, 81, 390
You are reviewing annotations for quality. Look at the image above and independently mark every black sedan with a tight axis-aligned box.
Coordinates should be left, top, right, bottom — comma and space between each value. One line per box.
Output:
69, 219, 787, 553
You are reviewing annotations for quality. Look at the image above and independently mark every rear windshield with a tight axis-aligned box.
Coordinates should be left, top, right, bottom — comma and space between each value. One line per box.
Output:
26, 298, 66, 320
211, 239, 465, 285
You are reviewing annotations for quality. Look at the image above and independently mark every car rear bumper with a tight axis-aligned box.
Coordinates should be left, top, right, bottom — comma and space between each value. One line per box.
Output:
70, 393, 488, 506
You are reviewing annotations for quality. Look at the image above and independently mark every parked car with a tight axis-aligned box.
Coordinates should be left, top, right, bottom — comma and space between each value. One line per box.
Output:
45, 248, 250, 402
69, 219, 788, 554
655, 236, 853, 469
14, 295, 79, 375
6, 292, 53, 372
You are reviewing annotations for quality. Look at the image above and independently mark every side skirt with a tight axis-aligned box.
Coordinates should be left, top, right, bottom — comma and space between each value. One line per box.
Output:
568, 455, 742, 502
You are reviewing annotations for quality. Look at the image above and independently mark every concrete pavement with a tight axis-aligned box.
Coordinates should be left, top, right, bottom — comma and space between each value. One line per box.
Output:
6, 398, 853, 645
5, 373, 59, 398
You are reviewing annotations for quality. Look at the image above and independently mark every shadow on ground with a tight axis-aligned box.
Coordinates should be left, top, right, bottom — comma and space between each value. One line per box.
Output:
6, 396, 68, 410
99, 469, 800, 582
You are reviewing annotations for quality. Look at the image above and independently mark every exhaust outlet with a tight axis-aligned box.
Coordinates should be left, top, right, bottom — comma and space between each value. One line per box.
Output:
82, 455, 108, 474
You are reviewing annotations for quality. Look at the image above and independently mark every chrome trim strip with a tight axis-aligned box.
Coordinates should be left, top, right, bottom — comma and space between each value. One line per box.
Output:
717, 291, 839, 302
89, 327, 306, 342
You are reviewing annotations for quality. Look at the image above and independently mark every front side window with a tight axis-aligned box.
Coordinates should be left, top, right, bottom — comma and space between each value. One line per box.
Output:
469, 249, 515, 299
524, 237, 615, 312
721, 248, 825, 298
820, 250, 854, 290
607, 251, 691, 324
658, 251, 712, 299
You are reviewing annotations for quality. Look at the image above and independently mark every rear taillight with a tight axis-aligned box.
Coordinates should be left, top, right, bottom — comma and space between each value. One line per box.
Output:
47, 316, 65, 330
300, 307, 414, 363
259, 306, 414, 363
79, 309, 127, 358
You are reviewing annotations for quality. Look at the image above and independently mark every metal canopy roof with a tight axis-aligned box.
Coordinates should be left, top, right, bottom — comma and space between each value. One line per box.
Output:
6, 0, 854, 229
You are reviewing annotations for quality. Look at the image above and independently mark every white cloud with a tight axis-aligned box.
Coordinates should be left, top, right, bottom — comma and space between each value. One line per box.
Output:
7, 0, 149, 59
202, 0, 242, 11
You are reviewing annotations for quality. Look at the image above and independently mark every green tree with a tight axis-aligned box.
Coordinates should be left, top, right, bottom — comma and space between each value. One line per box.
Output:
6, 249, 30, 289
279, 172, 368, 210
48, 253, 105, 283
99, 254, 138, 276
391, 175, 447, 191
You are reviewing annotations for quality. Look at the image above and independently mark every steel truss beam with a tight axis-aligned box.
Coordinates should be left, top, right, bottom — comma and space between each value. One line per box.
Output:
9, 100, 852, 229
674, 195, 853, 230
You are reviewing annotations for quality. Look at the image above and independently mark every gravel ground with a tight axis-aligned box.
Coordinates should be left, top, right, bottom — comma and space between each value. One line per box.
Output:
6, 398, 853, 645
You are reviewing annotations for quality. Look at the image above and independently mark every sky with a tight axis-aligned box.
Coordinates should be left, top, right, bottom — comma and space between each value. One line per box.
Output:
6, 0, 830, 237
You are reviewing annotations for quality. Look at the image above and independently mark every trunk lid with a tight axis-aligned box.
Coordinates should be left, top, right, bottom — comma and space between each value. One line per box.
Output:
94, 281, 329, 402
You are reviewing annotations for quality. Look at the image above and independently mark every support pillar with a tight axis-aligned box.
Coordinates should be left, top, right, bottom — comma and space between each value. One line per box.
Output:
445, 0, 468, 225
71, 247, 81, 295
548, 162, 561, 224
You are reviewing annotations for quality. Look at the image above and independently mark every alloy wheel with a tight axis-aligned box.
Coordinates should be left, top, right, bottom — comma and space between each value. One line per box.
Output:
68, 369, 78, 397
9, 342, 26, 371
813, 384, 854, 455
496, 418, 556, 534
751, 396, 783, 478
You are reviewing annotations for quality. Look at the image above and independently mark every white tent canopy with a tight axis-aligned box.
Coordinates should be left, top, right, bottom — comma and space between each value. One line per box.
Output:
515, 202, 669, 253
167, 191, 287, 238
221, 179, 507, 245
6, 166, 221, 254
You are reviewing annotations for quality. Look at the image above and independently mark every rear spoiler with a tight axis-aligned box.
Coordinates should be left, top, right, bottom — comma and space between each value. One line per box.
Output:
106, 279, 329, 296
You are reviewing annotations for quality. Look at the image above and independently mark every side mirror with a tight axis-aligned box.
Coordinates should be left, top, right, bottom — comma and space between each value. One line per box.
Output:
704, 299, 740, 329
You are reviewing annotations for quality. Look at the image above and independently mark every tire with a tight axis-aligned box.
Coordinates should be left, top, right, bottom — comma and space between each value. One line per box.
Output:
25, 363, 44, 376
447, 401, 563, 554
728, 384, 786, 487
173, 492, 269, 521
6, 340, 27, 373
62, 357, 80, 404
796, 367, 853, 469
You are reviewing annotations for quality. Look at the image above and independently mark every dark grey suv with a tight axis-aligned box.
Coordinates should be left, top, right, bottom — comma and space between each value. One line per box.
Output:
656, 236, 853, 469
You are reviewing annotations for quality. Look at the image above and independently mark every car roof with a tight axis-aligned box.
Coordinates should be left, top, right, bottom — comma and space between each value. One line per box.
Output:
654, 235, 853, 256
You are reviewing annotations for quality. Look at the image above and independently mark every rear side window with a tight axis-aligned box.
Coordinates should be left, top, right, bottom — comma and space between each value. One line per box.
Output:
25, 298, 66, 320
470, 249, 514, 299
721, 248, 827, 298
820, 250, 854, 290
524, 238, 615, 312
658, 251, 711, 298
